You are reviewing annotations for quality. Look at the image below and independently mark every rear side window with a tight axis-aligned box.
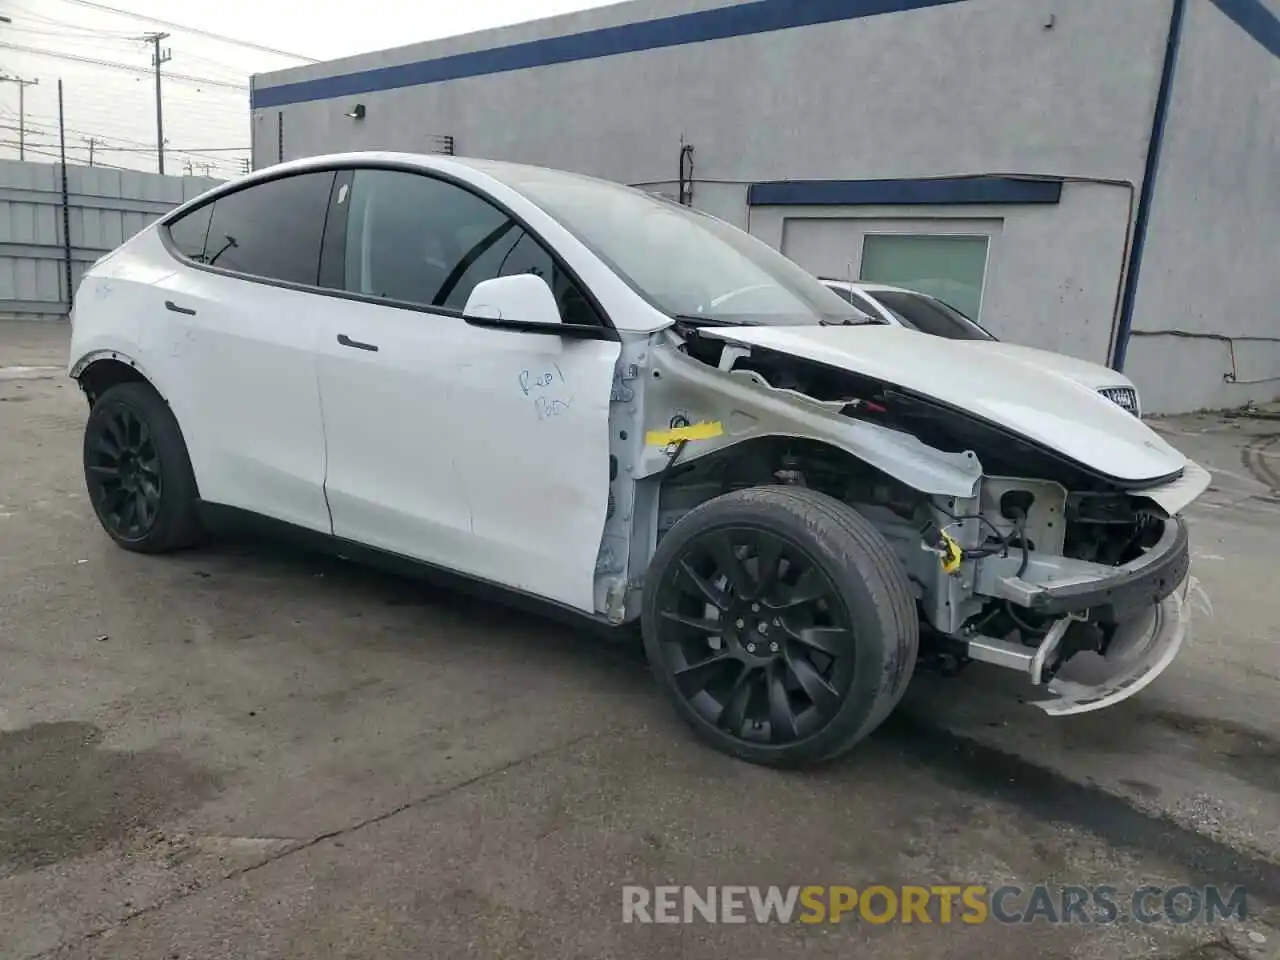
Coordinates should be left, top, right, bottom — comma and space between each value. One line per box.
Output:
184, 171, 335, 286
165, 204, 213, 262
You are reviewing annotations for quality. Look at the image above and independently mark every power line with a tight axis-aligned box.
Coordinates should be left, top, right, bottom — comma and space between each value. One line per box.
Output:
3, 3, 142, 37
0, 136, 248, 152
0, 40, 248, 89
0, 140, 130, 169
3, 24, 144, 43
0, 118, 247, 172
4, 111, 248, 164
48, 0, 318, 61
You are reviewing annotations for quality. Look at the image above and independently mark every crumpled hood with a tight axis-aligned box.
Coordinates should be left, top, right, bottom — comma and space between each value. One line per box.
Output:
973, 340, 1135, 392
700, 324, 1187, 484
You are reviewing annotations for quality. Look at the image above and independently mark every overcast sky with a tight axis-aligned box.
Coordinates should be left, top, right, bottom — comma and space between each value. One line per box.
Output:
0, 0, 609, 177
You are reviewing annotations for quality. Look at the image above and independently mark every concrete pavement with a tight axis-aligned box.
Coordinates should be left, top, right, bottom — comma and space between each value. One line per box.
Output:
0, 319, 1276, 959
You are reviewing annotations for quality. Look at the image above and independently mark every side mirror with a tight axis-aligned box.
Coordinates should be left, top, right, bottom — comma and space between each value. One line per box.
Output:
463, 274, 561, 326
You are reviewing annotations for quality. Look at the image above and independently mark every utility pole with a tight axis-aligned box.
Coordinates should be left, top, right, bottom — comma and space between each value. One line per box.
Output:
57, 78, 73, 312
0, 74, 40, 160
83, 136, 96, 167
144, 32, 171, 174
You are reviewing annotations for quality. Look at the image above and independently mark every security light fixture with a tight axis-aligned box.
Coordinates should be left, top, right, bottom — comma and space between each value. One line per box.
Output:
346, 103, 366, 120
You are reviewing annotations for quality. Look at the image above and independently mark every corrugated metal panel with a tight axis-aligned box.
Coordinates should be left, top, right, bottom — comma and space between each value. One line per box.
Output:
0, 159, 223, 319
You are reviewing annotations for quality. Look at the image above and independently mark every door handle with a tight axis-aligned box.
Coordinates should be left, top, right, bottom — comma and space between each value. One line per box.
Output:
164, 299, 197, 316
337, 333, 379, 352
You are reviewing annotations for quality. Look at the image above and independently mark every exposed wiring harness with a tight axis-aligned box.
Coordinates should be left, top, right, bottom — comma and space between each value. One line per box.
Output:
1012, 509, 1031, 577
921, 504, 1011, 573
1006, 600, 1049, 636
659, 439, 689, 480
931, 502, 1011, 549
921, 503, 1036, 581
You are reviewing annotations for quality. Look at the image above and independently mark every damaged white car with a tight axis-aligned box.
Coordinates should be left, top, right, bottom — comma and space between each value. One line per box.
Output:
68, 153, 1209, 767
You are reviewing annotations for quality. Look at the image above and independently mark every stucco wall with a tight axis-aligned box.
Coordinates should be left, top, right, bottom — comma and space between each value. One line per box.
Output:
1124, 0, 1280, 413
252, 0, 1170, 190
249, 0, 1280, 412
749, 182, 1134, 365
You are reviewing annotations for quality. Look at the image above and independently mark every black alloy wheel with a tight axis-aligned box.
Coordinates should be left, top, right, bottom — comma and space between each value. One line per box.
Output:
642, 486, 919, 767
653, 525, 856, 746
86, 403, 163, 541
82, 381, 202, 553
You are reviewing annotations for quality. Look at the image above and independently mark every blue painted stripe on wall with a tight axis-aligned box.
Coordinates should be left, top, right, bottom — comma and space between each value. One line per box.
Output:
252, 0, 968, 109
747, 177, 1063, 207
1209, 0, 1280, 58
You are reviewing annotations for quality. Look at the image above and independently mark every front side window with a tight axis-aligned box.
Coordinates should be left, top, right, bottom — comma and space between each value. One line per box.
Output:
336, 168, 600, 325
463, 159, 866, 328
190, 171, 335, 285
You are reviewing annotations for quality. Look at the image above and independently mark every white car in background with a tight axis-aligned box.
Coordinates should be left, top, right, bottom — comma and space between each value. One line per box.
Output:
820, 279, 1142, 417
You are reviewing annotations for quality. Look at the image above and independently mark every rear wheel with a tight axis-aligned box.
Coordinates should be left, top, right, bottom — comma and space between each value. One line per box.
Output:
82, 381, 201, 553
642, 485, 918, 767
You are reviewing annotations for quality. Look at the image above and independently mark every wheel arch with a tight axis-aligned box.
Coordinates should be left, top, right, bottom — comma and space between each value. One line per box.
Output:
641, 340, 983, 499
72, 351, 167, 407
627, 434, 937, 620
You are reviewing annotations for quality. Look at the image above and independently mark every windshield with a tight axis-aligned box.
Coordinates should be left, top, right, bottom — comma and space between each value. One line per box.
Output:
871, 290, 997, 341
465, 159, 870, 326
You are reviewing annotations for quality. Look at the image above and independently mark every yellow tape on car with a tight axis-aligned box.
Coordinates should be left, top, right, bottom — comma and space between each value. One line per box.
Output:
645, 421, 725, 446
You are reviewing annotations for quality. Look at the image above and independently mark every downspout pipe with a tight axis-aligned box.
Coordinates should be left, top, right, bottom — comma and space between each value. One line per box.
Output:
1110, 0, 1187, 371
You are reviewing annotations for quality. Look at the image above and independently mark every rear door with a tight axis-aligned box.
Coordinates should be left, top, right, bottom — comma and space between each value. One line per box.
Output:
154, 170, 336, 533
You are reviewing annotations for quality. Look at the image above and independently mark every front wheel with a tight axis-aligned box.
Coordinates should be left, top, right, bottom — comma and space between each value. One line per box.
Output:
82, 381, 202, 553
642, 485, 919, 768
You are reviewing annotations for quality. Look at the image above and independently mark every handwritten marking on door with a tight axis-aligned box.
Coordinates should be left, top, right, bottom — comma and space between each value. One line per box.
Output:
519, 364, 574, 420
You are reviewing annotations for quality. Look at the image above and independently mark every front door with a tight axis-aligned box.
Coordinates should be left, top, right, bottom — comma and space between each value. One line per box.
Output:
313, 167, 619, 613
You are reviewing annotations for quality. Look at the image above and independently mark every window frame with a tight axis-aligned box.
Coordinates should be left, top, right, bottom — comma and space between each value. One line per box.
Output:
164, 200, 215, 265
157, 160, 619, 342
857, 230, 993, 322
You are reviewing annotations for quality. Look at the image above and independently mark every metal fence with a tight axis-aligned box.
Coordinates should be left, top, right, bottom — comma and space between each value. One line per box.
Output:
0, 159, 222, 320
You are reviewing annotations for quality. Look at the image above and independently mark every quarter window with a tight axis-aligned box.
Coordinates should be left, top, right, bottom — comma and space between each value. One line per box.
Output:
336, 168, 600, 325
191, 171, 335, 285
165, 203, 213, 262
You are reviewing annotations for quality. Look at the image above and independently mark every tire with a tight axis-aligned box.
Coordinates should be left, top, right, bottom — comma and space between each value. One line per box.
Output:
642, 485, 918, 768
82, 381, 202, 553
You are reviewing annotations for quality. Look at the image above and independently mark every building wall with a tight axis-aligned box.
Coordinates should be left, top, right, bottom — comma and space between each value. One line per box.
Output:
253, 0, 1171, 188
0, 160, 221, 320
251, 0, 1280, 412
747, 182, 1134, 364
251, 0, 1172, 368
1124, 0, 1280, 413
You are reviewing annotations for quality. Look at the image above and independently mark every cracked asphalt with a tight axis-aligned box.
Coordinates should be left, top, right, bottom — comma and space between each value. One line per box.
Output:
0, 319, 1277, 960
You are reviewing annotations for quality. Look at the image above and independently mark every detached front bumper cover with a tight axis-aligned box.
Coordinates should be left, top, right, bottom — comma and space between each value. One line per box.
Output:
1033, 575, 1194, 716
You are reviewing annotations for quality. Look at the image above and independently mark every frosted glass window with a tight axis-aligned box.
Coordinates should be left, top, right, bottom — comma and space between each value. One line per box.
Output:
860, 234, 989, 320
